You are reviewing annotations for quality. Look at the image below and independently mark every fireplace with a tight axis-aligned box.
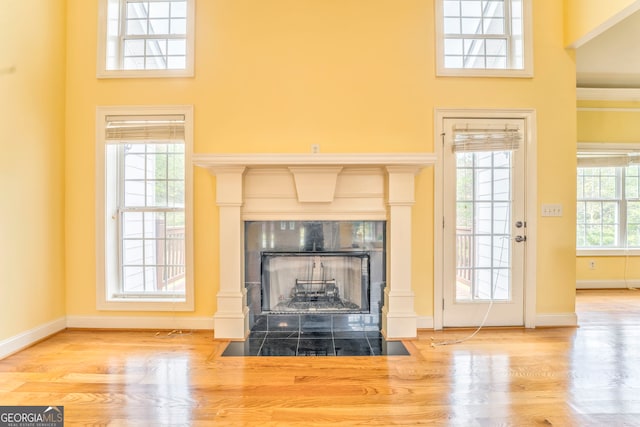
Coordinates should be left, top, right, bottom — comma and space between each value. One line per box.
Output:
193, 153, 436, 339
244, 220, 385, 329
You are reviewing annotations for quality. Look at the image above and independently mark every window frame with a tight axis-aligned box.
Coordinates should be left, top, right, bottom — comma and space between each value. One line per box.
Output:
96, 105, 194, 311
97, 0, 196, 79
577, 143, 640, 256
435, 0, 534, 78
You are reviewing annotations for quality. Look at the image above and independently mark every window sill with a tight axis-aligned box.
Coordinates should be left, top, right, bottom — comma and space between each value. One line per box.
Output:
97, 68, 194, 79
97, 298, 194, 312
577, 248, 640, 256
436, 68, 534, 78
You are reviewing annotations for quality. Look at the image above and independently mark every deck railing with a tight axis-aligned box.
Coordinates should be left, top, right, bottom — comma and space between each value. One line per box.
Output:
456, 227, 473, 285
156, 225, 186, 290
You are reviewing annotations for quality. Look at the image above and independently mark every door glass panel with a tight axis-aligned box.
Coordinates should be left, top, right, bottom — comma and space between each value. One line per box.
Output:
456, 150, 512, 302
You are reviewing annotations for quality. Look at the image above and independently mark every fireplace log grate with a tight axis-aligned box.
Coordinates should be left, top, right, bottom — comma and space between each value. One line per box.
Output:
292, 279, 339, 302
259, 250, 372, 314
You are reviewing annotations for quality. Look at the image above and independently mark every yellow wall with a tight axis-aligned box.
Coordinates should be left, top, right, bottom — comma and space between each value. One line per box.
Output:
576, 99, 640, 284
0, 0, 67, 340
578, 101, 640, 141
63, 0, 577, 323
577, 256, 640, 283
564, 0, 639, 46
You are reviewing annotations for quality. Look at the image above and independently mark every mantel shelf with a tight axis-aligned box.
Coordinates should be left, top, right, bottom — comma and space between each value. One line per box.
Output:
193, 153, 436, 170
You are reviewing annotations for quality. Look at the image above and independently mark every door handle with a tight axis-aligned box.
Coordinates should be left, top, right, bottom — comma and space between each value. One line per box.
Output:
515, 235, 526, 243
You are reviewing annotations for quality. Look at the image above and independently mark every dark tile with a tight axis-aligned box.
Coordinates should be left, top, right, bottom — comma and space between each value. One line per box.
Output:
267, 331, 299, 339
365, 331, 383, 339
221, 341, 246, 356
248, 331, 267, 340
223, 334, 410, 357
267, 314, 300, 332
300, 314, 332, 332
247, 338, 267, 356
334, 338, 373, 356
300, 331, 332, 339
222, 338, 264, 357
366, 338, 410, 356
367, 337, 383, 356
224, 314, 407, 357
259, 338, 298, 356
297, 338, 335, 356
382, 341, 411, 356
333, 330, 367, 339
332, 314, 365, 332
246, 283, 262, 315
251, 315, 268, 332
362, 315, 380, 331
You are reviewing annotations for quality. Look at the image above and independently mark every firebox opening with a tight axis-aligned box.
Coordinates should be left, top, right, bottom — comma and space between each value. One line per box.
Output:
245, 221, 386, 328
261, 251, 370, 313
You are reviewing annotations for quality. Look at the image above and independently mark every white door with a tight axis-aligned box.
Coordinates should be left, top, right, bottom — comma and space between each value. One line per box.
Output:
442, 117, 527, 327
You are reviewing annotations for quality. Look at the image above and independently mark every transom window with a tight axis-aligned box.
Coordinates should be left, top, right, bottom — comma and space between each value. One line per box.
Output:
577, 146, 640, 250
435, 0, 533, 77
98, 0, 195, 78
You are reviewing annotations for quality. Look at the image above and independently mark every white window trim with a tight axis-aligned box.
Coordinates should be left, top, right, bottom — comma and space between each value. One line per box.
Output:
96, 105, 194, 311
434, 0, 534, 78
96, 0, 196, 79
577, 142, 640, 252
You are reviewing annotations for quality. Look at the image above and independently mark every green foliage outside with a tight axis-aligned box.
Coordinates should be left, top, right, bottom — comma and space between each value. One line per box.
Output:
577, 166, 640, 248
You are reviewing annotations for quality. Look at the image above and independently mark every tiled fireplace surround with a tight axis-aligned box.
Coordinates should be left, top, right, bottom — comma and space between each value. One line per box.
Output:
193, 153, 436, 340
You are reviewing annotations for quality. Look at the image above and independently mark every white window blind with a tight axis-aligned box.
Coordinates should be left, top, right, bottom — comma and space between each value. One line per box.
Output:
451, 124, 522, 152
105, 114, 185, 142
577, 151, 640, 168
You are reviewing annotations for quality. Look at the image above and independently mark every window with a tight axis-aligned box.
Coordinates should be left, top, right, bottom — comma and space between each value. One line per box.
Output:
96, 106, 193, 310
435, 0, 533, 77
97, 0, 195, 78
577, 145, 640, 251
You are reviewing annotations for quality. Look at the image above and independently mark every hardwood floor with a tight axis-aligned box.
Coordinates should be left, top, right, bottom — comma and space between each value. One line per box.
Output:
1, 289, 640, 426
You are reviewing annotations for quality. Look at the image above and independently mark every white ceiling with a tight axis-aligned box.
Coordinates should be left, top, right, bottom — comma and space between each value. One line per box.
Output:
576, 10, 640, 89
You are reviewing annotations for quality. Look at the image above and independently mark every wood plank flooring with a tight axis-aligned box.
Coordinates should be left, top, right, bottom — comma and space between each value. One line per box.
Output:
1, 289, 640, 426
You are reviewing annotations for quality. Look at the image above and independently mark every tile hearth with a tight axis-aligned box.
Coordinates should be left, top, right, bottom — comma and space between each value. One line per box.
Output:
221, 314, 410, 357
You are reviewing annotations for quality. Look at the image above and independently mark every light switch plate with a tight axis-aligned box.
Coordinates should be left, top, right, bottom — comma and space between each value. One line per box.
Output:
541, 204, 563, 217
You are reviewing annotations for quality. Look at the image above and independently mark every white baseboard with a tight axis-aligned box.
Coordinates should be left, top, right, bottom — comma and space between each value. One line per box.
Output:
577, 280, 640, 289
65, 315, 214, 330
417, 316, 434, 329
0, 317, 66, 360
535, 312, 578, 327
419, 314, 577, 329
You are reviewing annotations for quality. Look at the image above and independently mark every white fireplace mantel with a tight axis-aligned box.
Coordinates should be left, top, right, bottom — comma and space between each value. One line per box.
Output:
193, 152, 437, 169
193, 152, 436, 340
